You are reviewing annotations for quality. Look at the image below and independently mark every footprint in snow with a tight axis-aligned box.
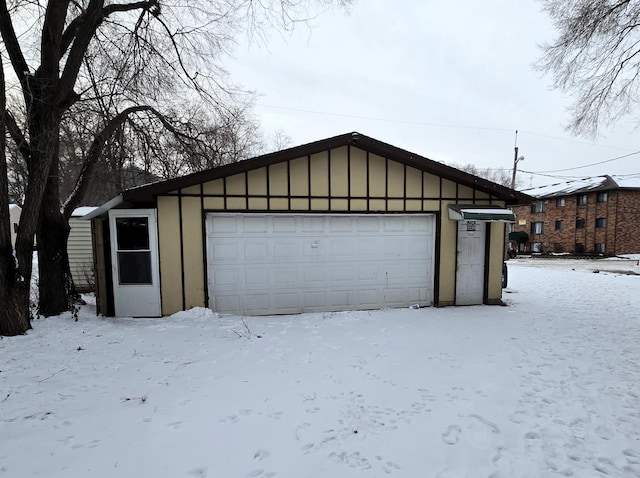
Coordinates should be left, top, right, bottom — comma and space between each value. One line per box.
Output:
188, 467, 208, 477
441, 425, 461, 445
253, 449, 270, 461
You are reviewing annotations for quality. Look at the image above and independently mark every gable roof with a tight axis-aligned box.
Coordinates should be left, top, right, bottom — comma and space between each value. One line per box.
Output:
523, 174, 640, 199
122, 132, 533, 205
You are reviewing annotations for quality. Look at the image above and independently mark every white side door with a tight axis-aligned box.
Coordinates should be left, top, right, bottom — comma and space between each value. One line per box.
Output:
109, 209, 161, 317
455, 220, 486, 305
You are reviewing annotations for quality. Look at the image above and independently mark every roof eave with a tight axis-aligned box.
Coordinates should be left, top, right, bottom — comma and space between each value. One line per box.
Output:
122, 132, 534, 205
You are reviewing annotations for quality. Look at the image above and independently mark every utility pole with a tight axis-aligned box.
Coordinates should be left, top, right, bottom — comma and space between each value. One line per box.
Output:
511, 130, 524, 190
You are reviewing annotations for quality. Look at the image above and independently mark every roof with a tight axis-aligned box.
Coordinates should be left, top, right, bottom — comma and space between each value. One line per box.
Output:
448, 204, 516, 222
71, 206, 98, 217
9, 204, 21, 211
523, 174, 640, 199
121, 132, 533, 205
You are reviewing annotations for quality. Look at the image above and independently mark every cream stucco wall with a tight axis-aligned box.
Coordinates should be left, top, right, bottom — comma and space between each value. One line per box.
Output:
156, 146, 506, 315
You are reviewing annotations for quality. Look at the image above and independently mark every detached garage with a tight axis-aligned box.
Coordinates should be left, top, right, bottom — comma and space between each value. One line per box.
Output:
87, 132, 531, 317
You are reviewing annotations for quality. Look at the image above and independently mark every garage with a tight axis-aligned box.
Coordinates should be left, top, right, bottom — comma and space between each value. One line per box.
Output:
206, 213, 435, 314
88, 132, 531, 317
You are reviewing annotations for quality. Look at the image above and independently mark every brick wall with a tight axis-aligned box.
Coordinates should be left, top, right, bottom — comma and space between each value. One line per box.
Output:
511, 189, 640, 255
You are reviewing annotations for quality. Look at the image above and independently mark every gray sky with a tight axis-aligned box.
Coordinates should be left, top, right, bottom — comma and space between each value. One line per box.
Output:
226, 0, 640, 189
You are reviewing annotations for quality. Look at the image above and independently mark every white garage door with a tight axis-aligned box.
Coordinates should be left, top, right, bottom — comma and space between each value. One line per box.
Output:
206, 214, 435, 315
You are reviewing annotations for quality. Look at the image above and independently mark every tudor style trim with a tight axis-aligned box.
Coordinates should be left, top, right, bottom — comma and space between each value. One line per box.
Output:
122, 132, 533, 205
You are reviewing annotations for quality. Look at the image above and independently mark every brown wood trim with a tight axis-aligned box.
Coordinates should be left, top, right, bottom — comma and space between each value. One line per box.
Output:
122, 132, 532, 206
178, 190, 186, 311
200, 183, 209, 309
432, 211, 442, 307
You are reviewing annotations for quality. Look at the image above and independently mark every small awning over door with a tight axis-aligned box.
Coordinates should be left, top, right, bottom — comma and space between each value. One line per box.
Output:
508, 231, 529, 242
448, 204, 515, 222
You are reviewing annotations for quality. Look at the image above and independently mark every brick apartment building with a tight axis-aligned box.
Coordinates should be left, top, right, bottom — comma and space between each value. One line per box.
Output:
510, 175, 640, 255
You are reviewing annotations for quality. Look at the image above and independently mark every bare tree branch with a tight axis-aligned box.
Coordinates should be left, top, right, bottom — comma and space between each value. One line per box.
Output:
538, 0, 640, 136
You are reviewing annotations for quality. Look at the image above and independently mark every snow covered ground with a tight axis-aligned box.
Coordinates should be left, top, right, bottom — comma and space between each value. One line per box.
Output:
1, 258, 640, 478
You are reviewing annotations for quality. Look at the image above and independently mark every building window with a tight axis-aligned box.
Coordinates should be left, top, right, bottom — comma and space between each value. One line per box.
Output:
596, 217, 607, 228
507, 223, 515, 233
577, 194, 588, 205
531, 201, 545, 213
531, 222, 544, 234
595, 243, 606, 253
13, 223, 18, 233
555, 220, 563, 230
531, 242, 543, 253
575, 243, 585, 253
576, 218, 586, 229
556, 197, 565, 207
597, 192, 608, 203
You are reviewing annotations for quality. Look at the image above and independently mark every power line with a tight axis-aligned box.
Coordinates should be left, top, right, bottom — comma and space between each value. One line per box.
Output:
521, 149, 640, 174
257, 103, 514, 132
256, 103, 632, 151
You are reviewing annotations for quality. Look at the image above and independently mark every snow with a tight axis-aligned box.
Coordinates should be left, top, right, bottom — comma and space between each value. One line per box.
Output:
612, 174, 640, 189
524, 177, 609, 198
523, 174, 640, 198
72, 206, 99, 217
2, 260, 640, 477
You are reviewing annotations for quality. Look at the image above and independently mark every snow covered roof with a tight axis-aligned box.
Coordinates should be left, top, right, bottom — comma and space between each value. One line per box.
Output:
71, 206, 99, 217
9, 203, 21, 211
523, 174, 640, 198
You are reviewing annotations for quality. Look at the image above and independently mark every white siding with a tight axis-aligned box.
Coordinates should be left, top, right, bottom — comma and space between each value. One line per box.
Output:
68, 217, 94, 291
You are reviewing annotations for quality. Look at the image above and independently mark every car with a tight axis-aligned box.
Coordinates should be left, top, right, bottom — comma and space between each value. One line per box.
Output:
502, 261, 508, 288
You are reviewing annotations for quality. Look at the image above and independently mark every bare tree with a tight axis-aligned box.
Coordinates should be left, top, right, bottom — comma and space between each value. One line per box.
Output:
451, 163, 515, 188
0, 0, 352, 335
538, 0, 640, 136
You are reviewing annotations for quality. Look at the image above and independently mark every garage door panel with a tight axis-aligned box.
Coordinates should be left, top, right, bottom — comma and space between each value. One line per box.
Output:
358, 289, 381, 307
212, 268, 239, 286
207, 214, 435, 315
330, 216, 353, 232
274, 241, 302, 259
302, 216, 324, 232
215, 295, 240, 311
272, 216, 297, 232
303, 267, 327, 282
331, 266, 354, 281
245, 267, 268, 285
272, 267, 298, 285
212, 242, 238, 260
211, 216, 239, 233
327, 290, 350, 307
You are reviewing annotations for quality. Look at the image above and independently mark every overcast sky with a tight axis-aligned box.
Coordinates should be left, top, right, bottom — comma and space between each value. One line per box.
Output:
225, 0, 640, 189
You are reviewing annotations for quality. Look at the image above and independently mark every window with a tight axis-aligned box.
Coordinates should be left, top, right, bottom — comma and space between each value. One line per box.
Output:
531, 201, 545, 213
555, 220, 563, 230
13, 222, 18, 233
531, 243, 543, 253
531, 222, 544, 234
596, 217, 607, 228
597, 192, 608, 203
576, 218, 585, 229
575, 243, 585, 253
556, 197, 566, 207
115, 217, 152, 285
595, 243, 606, 253
577, 194, 588, 205
507, 223, 515, 233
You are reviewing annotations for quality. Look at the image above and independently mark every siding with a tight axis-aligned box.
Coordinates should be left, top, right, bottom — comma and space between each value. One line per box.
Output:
68, 217, 94, 292
156, 145, 507, 314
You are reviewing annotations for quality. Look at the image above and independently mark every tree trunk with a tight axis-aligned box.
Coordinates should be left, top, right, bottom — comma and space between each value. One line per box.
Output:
0, 271, 32, 336
37, 162, 76, 317
0, 51, 31, 336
